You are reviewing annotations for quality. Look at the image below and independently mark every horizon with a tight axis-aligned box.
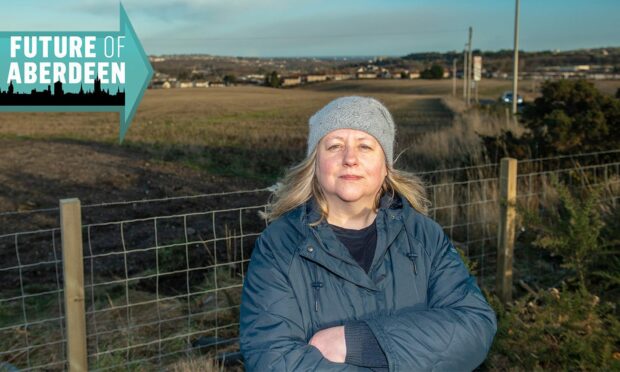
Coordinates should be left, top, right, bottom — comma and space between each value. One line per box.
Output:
148, 45, 620, 59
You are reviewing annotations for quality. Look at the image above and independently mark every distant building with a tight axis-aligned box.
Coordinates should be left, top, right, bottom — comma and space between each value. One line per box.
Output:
356, 72, 377, 79
282, 76, 302, 87
402, 71, 420, 79
306, 74, 327, 83
329, 73, 354, 81
150, 80, 172, 89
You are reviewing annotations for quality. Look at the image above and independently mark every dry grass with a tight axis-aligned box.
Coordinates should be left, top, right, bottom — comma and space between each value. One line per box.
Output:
397, 98, 525, 172
0, 81, 459, 183
167, 355, 237, 372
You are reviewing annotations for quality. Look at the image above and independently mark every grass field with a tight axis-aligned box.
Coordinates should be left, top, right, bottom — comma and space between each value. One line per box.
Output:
0, 79, 460, 214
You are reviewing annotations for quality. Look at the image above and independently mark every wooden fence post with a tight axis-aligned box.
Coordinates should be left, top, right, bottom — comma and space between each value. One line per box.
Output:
60, 198, 87, 371
497, 158, 517, 303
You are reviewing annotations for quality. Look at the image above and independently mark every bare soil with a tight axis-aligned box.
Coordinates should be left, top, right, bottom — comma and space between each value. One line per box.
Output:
0, 138, 268, 234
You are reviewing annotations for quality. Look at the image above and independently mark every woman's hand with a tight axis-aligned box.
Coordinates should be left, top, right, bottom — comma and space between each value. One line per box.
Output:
308, 325, 347, 363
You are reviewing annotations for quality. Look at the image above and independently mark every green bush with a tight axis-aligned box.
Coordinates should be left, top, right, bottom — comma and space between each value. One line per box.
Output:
591, 198, 620, 304
420, 64, 444, 79
483, 180, 620, 370
482, 79, 620, 159
525, 181, 604, 293
264, 70, 282, 88
486, 288, 620, 370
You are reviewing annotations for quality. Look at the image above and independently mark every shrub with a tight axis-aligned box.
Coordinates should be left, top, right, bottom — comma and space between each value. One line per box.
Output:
482, 79, 620, 159
264, 71, 281, 88
525, 181, 604, 293
482, 180, 620, 370
420, 64, 444, 79
485, 288, 620, 371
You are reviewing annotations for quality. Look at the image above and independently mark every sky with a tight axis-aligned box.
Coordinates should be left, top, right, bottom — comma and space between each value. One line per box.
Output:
2, 0, 619, 57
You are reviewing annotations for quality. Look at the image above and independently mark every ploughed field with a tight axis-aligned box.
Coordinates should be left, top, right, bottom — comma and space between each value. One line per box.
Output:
0, 79, 461, 229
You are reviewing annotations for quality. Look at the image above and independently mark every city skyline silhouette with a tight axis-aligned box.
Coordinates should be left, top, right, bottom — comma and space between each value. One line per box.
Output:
0, 76, 125, 106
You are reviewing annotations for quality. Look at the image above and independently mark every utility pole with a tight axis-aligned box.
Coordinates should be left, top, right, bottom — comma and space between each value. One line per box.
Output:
452, 58, 457, 96
512, 0, 520, 115
463, 48, 468, 100
466, 27, 473, 106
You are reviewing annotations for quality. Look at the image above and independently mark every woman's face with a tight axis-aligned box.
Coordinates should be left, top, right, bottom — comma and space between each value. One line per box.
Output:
316, 129, 387, 210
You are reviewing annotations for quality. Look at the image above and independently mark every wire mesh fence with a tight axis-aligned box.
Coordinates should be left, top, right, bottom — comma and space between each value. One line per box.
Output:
426, 173, 500, 288
1, 151, 620, 370
82, 204, 267, 370
0, 228, 66, 371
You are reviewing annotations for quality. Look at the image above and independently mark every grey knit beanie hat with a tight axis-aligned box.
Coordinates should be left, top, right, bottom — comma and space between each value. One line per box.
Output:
307, 96, 396, 166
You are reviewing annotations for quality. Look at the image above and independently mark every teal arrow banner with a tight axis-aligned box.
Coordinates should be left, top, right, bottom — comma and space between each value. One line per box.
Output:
0, 4, 153, 142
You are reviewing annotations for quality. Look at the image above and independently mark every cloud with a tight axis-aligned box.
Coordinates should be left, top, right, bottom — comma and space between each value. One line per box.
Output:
150, 6, 468, 56
72, 0, 286, 22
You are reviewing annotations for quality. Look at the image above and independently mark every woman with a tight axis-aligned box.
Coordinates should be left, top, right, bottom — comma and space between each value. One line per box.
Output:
240, 96, 497, 371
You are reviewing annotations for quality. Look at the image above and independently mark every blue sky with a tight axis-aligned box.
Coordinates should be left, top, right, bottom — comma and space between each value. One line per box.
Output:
2, 0, 618, 57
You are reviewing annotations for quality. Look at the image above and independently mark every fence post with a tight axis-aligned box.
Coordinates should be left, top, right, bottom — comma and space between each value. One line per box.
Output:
60, 198, 87, 372
496, 158, 517, 303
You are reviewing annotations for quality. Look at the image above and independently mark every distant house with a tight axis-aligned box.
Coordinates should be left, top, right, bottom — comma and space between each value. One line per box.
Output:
282, 76, 302, 87
379, 69, 392, 79
178, 81, 194, 88
209, 81, 225, 87
330, 73, 354, 81
150, 80, 172, 89
245, 74, 266, 84
356, 72, 377, 79
402, 71, 420, 79
194, 81, 209, 88
306, 74, 328, 83
391, 70, 406, 79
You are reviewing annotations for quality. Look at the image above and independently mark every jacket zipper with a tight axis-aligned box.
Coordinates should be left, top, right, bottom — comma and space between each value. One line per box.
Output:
403, 223, 419, 276
406, 252, 418, 275
307, 227, 328, 312
311, 280, 323, 312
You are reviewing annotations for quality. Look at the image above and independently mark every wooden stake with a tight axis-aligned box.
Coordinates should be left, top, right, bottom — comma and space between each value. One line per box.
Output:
61, 198, 87, 372
497, 158, 517, 303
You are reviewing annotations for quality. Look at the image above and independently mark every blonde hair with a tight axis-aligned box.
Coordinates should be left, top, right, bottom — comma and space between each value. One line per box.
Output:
261, 148, 429, 224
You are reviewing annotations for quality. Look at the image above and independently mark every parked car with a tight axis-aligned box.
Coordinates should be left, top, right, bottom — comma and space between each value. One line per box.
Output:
500, 91, 524, 105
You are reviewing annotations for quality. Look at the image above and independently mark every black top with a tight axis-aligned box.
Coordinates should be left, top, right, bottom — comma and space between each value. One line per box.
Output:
329, 219, 377, 274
